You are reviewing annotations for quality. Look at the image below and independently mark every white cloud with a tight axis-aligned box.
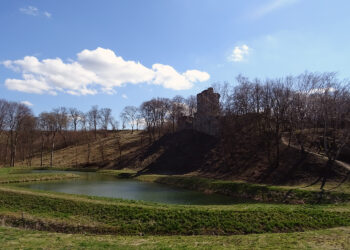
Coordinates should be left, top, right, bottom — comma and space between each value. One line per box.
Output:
19, 6, 52, 18
43, 11, 52, 18
122, 94, 128, 99
77, 47, 155, 88
228, 45, 250, 62
2, 47, 210, 95
19, 6, 39, 16
183, 70, 210, 82
252, 0, 300, 19
153, 64, 196, 90
20, 101, 33, 107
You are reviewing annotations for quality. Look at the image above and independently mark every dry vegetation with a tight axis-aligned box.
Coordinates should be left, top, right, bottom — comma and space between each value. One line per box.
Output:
27, 130, 146, 169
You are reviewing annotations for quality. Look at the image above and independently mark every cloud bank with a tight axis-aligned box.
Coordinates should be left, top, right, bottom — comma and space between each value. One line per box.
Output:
2, 48, 210, 95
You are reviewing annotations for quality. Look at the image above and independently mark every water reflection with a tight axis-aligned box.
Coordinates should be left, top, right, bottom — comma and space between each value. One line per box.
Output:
17, 170, 242, 205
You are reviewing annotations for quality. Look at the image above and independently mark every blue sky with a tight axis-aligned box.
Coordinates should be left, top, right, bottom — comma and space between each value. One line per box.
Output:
1, 0, 350, 118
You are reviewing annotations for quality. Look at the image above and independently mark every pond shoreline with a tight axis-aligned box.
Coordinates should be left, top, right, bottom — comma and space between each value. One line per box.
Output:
0, 167, 349, 236
31, 167, 350, 205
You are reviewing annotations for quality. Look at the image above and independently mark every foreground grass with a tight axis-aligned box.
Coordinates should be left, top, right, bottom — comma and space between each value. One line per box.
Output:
0, 226, 349, 249
0, 167, 349, 236
0, 185, 350, 235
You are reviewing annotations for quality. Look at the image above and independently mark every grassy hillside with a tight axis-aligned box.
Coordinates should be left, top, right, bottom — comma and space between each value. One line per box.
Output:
25, 130, 146, 169
22, 129, 349, 186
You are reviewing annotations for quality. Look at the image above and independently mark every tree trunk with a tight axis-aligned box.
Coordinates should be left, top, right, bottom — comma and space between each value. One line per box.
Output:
75, 142, 78, 167
40, 134, 44, 167
9, 130, 14, 166
275, 121, 280, 168
87, 142, 91, 164
50, 132, 56, 167
3, 133, 10, 166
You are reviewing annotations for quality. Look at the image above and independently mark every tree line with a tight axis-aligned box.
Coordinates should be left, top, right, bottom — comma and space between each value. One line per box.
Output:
0, 94, 196, 167
0, 103, 119, 167
1, 71, 349, 192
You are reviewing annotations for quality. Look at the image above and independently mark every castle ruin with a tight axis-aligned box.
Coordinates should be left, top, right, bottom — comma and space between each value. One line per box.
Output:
194, 88, 220, 136
178, 87, 220, 136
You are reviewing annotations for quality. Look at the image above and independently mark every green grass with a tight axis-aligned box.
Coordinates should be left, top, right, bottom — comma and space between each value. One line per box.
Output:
0, 226, 349, 249
0, 185, 349, 235
0, 167, 79, 184
0, 167, 349, 237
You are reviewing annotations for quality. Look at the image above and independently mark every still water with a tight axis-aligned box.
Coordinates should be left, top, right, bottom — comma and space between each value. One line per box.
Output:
17, 170, 240, 205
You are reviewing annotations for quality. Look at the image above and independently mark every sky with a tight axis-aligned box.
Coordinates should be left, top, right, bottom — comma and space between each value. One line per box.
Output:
1, 0, 350, 118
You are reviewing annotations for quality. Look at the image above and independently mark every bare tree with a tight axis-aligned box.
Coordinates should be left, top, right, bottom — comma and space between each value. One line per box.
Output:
120, 112, 127, 130
53, 107, 69, 147
109, 117, 119, 131
7, 103, 32, 167
169, 96, 185, 133
185, 95, 197, 117
88, 105, 100, 139
0, 100, 10, 165
100, 108, 112, 132
69, 108, 82, 131
135, 109, 142, 131
122, 106, 138, 133
39, 112, 59, 167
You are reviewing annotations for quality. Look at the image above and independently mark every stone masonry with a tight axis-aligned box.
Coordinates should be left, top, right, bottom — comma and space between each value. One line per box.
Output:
193, 87, 220, 136
177, 87, 220, 136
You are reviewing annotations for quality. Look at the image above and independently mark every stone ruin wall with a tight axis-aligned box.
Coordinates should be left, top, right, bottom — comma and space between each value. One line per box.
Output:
177, 87, 221, 136
194, 87, 220, 136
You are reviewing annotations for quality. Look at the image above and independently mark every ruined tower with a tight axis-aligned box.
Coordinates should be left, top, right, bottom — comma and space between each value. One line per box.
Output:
194, 87, 220, 136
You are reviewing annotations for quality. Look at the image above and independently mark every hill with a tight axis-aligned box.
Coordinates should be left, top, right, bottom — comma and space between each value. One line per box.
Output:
24, 129, 348, 185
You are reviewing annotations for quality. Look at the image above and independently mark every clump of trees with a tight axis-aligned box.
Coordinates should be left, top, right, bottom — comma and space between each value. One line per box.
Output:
0, 100, 33, 167
0, 93, 197, 167
213, 72, 350, 191
139, 95, 196, 141
0, 102, 123, 167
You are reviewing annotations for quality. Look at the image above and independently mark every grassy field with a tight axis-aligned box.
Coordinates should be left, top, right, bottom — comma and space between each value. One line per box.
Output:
2, 184, 350, 235
0, 167, 349, 248
0, 226, 349, 249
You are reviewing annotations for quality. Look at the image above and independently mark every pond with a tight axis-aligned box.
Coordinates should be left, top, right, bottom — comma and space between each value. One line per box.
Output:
16, 170, 242, 205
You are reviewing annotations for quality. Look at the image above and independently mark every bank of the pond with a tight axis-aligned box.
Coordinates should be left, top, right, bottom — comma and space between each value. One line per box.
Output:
150, 176, 350, 204
0, 185, 350, 235
6, 167, 350, 204
1, 167, 349, 235
18, 171, 239, 205
1, 226, 350, 249
0, 167, 79, 184
97, 169, 350, 204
